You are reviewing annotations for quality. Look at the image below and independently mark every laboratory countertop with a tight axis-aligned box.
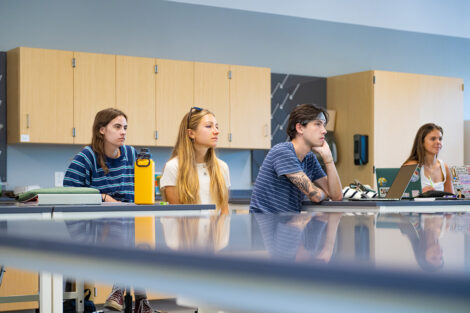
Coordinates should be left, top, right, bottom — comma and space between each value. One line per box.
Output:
1, 210, 470, 312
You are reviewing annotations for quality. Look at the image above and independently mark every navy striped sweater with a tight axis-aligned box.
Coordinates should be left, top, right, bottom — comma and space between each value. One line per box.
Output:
63, 145, 137, 202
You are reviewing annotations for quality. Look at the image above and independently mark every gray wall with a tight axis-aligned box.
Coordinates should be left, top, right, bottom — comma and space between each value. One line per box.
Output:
6, 145, 250, 190
1, 0, 469, 189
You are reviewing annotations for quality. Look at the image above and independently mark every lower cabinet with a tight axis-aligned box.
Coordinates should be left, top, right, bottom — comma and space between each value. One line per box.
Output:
0, 268, 38, 311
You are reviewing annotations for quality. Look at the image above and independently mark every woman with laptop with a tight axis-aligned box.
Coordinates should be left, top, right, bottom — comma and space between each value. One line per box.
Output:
160, 107, 231, 214
404, 123, 454, 193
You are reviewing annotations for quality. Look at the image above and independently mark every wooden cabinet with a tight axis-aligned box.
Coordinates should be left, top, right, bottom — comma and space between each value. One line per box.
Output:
7, 47, 74, 144
155, 59, 194, 147
194, 62, 230, 147
7, 47, 271, 149
0, 268, 38, 311
229, 65, 271, 149
6, 48, 115, 145
73, 52, 116, 145
194, 62, 271, 149
327, 70, 464, 186
116, 55, 156, 146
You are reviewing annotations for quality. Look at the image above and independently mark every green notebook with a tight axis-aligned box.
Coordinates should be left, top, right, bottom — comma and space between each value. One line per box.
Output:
18, 187, 100, 202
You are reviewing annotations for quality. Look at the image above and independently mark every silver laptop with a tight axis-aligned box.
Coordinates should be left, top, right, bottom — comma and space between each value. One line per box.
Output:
351, 164, 419, 201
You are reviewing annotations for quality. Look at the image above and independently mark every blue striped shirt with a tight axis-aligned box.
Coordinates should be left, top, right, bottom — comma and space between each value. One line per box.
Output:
63, 145, 137, 202
250, 142, 326, 213
254, 214, 328, 261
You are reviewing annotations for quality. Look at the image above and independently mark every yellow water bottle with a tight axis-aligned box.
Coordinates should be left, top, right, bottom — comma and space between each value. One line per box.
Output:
135, 217, 156, 249
134, 148, 155, 204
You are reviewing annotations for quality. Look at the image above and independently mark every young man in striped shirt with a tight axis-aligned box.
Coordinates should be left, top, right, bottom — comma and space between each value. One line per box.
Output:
250, 104, 342, 213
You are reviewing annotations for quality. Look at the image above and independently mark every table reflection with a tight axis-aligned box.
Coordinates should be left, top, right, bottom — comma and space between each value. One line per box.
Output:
399, 214, 447, 272
2, 211, 470, 276
160, 215, 230, 252
254, 213, 342, 264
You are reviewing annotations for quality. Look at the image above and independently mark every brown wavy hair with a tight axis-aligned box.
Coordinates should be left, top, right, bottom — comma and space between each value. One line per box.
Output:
287, 104, 329, 140
91, 108, 127, 174
168, 109, 228, 210
405, 123, 443, 166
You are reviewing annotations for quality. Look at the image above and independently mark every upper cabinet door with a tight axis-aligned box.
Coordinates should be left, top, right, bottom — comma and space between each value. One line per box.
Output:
155, 59, 194, 147
73, 52, 116, 145
229, 65, 271, 149
116, 55, 156, 147
373, 71, 464, 167
194, 62, 230, 148
7, 47, 74, 144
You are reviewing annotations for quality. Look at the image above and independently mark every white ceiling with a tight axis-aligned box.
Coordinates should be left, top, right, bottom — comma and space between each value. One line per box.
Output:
168, 0, 470, 39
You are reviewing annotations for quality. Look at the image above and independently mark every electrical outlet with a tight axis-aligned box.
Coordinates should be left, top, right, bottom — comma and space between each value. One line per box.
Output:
54, 171, 65, 187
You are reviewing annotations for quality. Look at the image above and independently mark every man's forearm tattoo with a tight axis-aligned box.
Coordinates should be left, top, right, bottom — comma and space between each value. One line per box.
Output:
308, 190, 318, 199
288, 173, 310, 193
286, 172, 323, 202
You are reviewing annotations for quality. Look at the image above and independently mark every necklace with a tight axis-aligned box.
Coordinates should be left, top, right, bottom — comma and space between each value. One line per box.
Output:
201, 164, 208, 176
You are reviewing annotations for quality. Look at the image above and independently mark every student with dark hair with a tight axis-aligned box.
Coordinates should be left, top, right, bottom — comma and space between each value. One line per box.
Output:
64, 108, 154, 312
404, 123, 453, 193
250, 103, 342, 213
63, 107, 137, 202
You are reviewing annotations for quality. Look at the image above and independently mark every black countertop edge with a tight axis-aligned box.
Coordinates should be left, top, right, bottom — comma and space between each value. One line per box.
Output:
0, 206, 53, 214
303, 200, 470, 207
229, 199, 250, 205
1, 234, 470, 300
0, 204, 215, 214
230, 198, 470, 207
53, 203, 215, 212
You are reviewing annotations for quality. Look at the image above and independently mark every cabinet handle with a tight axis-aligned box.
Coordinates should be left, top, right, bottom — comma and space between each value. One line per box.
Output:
264, 124, 268, 137
72, 128, 76, 137
228, 133, 232, 142
26, 114, 30, 129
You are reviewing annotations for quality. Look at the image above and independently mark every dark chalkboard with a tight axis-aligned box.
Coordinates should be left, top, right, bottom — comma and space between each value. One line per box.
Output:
251, 73, 327, 183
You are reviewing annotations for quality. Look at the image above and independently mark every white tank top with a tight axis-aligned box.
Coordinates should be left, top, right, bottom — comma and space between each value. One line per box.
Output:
420, 160, 446, 191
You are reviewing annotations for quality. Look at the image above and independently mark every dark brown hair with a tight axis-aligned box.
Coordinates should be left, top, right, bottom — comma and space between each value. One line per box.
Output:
91, 108, 127, 174
405, 123, 444, 165
286, 104, 328, 140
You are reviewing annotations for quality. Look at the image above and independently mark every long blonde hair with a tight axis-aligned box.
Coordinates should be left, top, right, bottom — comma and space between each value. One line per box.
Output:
169, 108, 228, 209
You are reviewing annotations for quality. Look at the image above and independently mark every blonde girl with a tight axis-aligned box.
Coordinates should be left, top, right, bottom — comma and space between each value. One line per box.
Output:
161, 107, 230, 213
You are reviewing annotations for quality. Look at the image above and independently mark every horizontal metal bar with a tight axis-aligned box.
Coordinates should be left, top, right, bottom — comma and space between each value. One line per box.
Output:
0, 294, 39, 303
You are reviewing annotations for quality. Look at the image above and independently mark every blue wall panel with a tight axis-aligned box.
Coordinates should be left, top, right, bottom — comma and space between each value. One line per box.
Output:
0, 0, 468, 189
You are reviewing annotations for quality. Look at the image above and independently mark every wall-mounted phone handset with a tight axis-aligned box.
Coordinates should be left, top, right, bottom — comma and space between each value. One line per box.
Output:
354, 134, 368, 165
